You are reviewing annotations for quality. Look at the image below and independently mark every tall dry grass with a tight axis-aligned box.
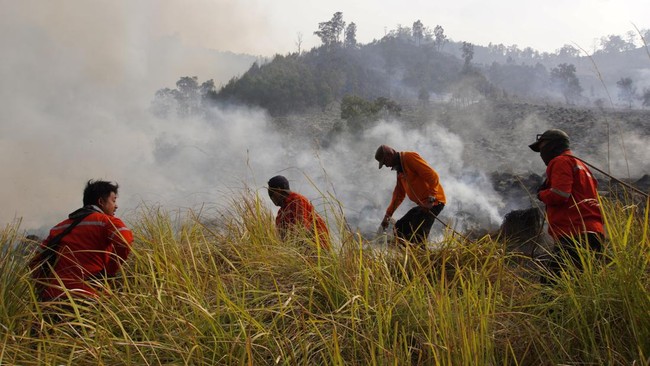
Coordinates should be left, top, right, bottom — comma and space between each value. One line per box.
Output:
0, 192, 648, 365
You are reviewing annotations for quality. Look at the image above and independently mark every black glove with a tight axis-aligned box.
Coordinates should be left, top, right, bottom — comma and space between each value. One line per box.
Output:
381, 215, 390, 229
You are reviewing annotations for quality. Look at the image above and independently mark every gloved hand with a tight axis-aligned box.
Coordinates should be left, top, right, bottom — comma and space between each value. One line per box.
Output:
381, 215, 391, 229
421, 196, 435, 211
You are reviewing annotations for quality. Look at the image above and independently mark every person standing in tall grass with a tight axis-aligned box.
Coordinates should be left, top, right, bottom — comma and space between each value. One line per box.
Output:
375, 144, 446, 246
529, 130, 604, 282
267, 175, 331, 250
30, 180, 134, 301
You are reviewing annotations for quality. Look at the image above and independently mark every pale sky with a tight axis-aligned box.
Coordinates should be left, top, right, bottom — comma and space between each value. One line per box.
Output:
153, 0, 650, 55
3, 0, 649, 57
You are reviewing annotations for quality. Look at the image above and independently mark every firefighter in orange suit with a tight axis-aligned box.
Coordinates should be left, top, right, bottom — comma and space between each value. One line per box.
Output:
375, 145, 446, 245
529, 129, 604, 281
267, 175, 330, 250
32, 180, 134, 301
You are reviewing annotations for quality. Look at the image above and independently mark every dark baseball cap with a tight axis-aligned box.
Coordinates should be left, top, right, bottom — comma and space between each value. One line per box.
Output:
375, 145, 385, 169
529, 129, 570, 152
375, 144, 395, 169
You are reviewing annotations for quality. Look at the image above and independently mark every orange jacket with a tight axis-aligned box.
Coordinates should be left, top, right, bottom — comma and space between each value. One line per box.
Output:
538, 150, 604, 239
276, 192, 330, 249
37, 206, 134, 300
385, 152, 446, 218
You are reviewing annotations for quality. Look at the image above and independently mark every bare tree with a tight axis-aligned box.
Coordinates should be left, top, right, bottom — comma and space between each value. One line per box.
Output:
295, 32, 303, 54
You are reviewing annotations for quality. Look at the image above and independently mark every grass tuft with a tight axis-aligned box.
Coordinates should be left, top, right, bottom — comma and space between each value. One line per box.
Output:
1, 192, 648, 365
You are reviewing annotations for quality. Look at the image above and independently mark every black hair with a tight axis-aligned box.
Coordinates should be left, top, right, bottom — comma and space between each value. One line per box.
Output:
83, 179, 119, 206
268, 175, 290, 191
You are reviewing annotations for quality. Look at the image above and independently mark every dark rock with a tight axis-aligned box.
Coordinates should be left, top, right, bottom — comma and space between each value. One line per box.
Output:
497, 207, 546, 256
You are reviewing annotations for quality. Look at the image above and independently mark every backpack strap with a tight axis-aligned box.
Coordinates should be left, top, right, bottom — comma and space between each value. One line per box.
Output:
35, 208, 95, 277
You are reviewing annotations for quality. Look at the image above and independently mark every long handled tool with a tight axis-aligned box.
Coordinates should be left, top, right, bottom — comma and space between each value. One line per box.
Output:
429, 212, 471, 241
378, 210, 470, 245
570, 155, 649, 199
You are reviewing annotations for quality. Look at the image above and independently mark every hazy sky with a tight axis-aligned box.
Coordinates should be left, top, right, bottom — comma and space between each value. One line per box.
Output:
1, 0, 648, 236
133, 0, 647, 55
5, 0, 648, 57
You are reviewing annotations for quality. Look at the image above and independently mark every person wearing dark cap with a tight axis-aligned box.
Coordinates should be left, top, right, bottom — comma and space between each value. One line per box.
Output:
375, 145, 446, 245
529, 129, 604, 282
267, 175, 330, 250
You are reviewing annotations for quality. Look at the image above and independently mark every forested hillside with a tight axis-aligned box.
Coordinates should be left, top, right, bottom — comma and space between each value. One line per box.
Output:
152, 13, 650, 118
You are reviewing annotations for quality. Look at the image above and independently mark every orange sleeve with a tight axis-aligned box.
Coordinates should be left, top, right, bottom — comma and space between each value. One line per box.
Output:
278, 194, 311, 230
539, 157, 574, 206
105, 216, 134, 276
386, 177, 405, 217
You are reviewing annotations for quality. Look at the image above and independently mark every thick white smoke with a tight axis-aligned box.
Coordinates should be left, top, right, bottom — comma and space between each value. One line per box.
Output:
0, 0, 536, 241
317, 119, 505, 237
5, 1, 645, 243
0, 1, 258, 233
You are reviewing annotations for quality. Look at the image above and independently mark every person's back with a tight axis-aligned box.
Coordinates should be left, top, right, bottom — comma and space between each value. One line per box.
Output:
276, 191, 330, 249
